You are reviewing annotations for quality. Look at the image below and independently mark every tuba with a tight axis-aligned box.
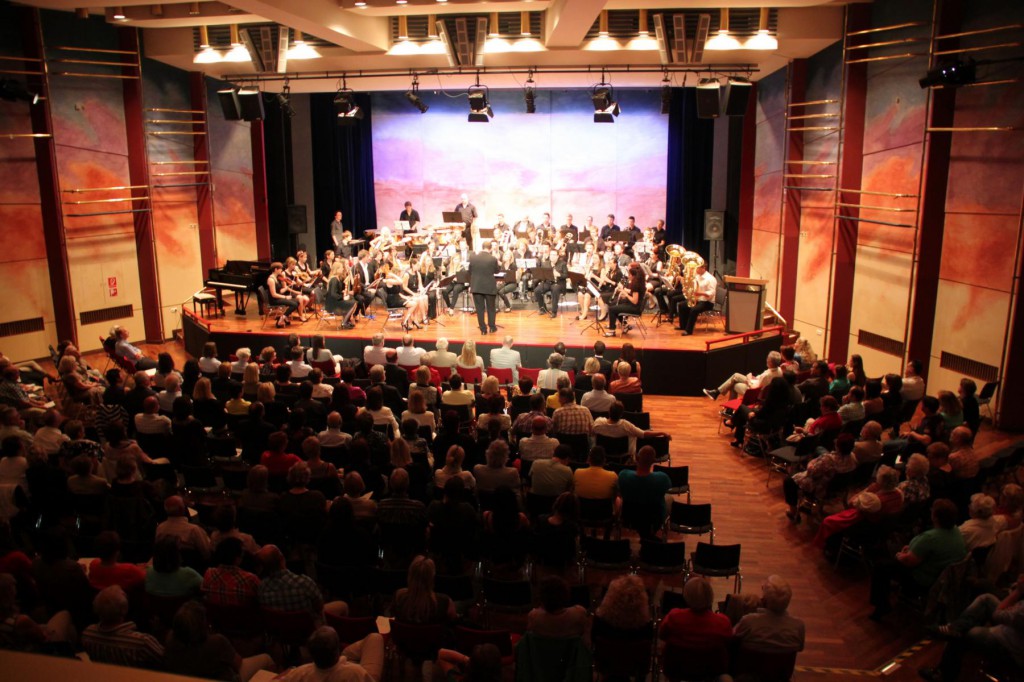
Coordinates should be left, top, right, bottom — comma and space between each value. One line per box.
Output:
666, 245, 705, 302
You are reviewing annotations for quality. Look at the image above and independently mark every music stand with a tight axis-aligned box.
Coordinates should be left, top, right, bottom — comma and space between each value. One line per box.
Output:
455, 269, 474, 312
608, 231, 632, 243
578, 280, 607, 336
442, 211, 464, 223
526, 266, 554, 317
395, 220, 411, 232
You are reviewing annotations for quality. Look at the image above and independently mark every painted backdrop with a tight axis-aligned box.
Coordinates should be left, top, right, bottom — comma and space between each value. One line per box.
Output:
371, 88, 669, 230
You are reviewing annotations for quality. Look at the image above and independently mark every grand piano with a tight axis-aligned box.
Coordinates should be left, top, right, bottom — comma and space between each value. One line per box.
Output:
205, 260, 272, 315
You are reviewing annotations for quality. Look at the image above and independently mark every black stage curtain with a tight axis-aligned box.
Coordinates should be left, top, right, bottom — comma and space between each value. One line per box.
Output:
263, 92, 294, 260
310, 92, 378, 249
665, 88, 714, 259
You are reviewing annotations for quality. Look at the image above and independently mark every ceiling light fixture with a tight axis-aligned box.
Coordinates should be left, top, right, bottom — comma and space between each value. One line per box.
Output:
705, 9, 741, 50
194, 25, 223, 64
75, 7, 89, 19
745, 8, 778, 50
628, 10, 659, 51
112, 6, 127, 21
354, 1, 367, 6
405, 75, 428, 113
587, 11, 620, 51
223, 25, 252, 63
287, 30, 321, 60
150, 4, 163, 17
188, 2, 200, 16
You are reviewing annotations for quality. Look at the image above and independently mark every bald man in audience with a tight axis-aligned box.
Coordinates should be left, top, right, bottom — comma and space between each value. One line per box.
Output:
489, 335, 522, 383
155, 496, 211, 560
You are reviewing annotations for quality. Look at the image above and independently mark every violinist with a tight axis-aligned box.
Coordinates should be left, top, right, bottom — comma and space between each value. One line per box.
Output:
324, 260, 357, 329
267, 262, 302, 325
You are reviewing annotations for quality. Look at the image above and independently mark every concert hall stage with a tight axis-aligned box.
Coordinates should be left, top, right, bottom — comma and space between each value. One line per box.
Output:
182, 307, 784, 397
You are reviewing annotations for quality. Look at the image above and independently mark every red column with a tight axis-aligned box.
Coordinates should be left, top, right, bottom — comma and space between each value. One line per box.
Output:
23, 8, 77, 345
826, 4, 870, 362
735, 83, 757, 278
190, 73, 218, 272
778, 60, 808, 324
250, 119, 271, 261
906, 0, 962, 378
119, 27, 162, 342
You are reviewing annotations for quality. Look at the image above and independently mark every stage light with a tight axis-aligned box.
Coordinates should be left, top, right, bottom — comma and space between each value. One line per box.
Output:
524, 74, 536, 114
223, 25, 252, 63
467, 85, 493, 122
277, 83, 296, 118
592, 84, 619, 123
919, 58, 976, 88
660, 74, 671, 115
405, 76, 428, 113
189, 2, 200, 16
194, 26, 222, 64
112, 7, 127, 21
0, 79, 40, 105
334, 87, 363, 124
705, 9, 741, 50
287, 30, 321, 60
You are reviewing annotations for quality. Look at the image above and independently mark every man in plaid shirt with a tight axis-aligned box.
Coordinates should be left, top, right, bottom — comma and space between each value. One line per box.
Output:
202, 538, 260, 606
256, 545, 323, 619
552, 388, 594, 436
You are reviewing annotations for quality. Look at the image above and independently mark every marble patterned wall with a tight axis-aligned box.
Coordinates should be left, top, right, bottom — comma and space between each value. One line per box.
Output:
206, 78, 256, 266
750, 69, 788, 307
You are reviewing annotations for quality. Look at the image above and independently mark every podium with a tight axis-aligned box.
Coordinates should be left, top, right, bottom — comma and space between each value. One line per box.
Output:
723, 276, 768, 333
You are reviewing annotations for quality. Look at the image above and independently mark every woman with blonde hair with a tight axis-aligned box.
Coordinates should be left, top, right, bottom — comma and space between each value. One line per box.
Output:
241, 363, 261, 401
456, 340, 485, 376
402, 390, 437, 432
899, 454, 931, 505
595, 574, 651, 631
433, 445, 474, 492
393, 555, 456, 624
409, 366, 438, 409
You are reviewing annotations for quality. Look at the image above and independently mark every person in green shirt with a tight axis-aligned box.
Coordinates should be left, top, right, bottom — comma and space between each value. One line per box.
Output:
869, 498, 966, 621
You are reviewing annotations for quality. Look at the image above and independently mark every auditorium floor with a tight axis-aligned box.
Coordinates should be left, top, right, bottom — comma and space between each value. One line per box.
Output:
83, 341, 1020, 680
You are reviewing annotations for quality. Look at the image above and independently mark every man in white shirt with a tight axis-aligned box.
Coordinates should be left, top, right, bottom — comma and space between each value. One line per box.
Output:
135, 396, 171, 435
489, 335, 522, 383
899, 359, 926, 402
281, 626, 382, 682
363, 333, 390, 368
677, 265, 718, 336
318, 411, 353, 447
704, 350, 784, 401
517, 416, 559, 462
286, 347, 312, 379
157, 375, 182, 413
33, 409, 69, 456
581, 374, 616, 413
395, 335, 426, 367
426, 338, 458, 369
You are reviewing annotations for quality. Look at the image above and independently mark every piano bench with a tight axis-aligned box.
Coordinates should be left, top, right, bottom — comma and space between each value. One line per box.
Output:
193, 292, 221, 319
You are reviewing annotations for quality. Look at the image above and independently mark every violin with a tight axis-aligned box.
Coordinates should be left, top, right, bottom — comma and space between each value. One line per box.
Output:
351, 271, 364, 297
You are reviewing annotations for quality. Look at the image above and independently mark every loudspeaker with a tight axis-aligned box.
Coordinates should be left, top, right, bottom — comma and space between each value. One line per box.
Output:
704, 210, 725, 241
287, 205, 307, 235
237, 89, 265, 121
217, 88, 241, 121
695, 83, 721, 119
722, 80, 752, 116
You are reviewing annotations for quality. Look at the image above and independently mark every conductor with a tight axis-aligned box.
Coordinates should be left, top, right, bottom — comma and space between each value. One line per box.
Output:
469, 248, 499, 335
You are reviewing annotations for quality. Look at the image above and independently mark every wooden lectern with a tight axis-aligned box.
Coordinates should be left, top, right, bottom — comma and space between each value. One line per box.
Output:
724, 276, 769, 333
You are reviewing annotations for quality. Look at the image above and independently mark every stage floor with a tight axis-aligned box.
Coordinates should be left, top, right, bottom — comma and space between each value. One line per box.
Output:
197, 299, 731, 353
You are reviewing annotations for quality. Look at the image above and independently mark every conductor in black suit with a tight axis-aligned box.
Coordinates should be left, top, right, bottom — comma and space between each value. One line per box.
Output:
469, 249, 499, 335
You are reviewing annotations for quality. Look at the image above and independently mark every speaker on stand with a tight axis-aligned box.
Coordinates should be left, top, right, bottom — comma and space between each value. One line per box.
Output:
704, 209, 725, 275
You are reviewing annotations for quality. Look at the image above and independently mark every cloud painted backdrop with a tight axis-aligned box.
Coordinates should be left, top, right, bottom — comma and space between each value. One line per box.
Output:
371, 89, 668, 229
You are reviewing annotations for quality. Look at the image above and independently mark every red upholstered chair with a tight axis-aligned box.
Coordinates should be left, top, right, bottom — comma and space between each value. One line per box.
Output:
400, 365, 420, 380
487, 366, 514, 388
434, 365, 452, 382
457, 365, 483, 386
519, 367, 541, 384
310, 358, 338, 377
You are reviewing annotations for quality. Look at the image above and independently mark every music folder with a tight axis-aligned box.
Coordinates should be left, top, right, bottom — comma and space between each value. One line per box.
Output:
516, 258, 538, 269
608, 231, 632, 243
531, 266, 554, 281
566, 271, 586, 287
442, 211, 464, 223
437, 273, 456, 288
456, 269, 471, 284
395, 220, 411, 232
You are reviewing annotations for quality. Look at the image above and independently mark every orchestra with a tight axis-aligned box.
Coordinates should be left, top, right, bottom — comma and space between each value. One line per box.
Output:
262, 201, 706, 337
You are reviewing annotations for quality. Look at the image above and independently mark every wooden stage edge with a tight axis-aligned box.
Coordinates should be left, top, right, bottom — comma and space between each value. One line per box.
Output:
182, 308, 786, 398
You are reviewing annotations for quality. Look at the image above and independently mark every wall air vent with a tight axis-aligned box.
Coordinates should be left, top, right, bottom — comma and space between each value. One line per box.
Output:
80, 305, 134, 326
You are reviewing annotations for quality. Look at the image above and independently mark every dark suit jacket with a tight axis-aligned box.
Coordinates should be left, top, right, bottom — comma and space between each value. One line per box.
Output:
383, 364, 410, 395
468, 251, 499, 295
592, 356, 614, 381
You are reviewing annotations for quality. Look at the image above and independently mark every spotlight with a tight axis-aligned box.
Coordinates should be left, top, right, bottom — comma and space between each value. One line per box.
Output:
660, 74, 671, 115
405, 76, 428, 113
467, 85, 492, 122
112, 7, 126, 21
277, 84, 296, 118
0, 79, 40, 105
334, 88, 363, 125
919, 58, 976, 88
524, 74, 536, 114
592, 84, 619, 123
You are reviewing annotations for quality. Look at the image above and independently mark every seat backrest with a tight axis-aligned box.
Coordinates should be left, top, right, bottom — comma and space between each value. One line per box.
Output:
458, 366, 483, 385
615, 393, 643, 412
488, 366, 513, 386
732, 647, 797, 682
622, 411, 651, 430
662, 642, 730, 680
978, 380, 999, 401
654, 465, 689, 489
578, 496, 614, 522
454, 625, 514, 657
262, 608, 317, 644
595, 434, 630, 457
671, 502, 712, 527
257, 286, 270, 308
639, 539, 686, 568
693, 542, 741, 572
519, 367, 541, 384
582, 536, 633, 565
324, 613, 377, 646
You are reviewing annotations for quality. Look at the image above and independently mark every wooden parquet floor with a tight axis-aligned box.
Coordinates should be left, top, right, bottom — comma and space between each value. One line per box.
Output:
81, 342, 1020, 680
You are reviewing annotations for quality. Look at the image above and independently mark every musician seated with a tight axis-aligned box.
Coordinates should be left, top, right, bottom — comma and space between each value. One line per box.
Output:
676, 264, 717, 336
267, 262, 305, 324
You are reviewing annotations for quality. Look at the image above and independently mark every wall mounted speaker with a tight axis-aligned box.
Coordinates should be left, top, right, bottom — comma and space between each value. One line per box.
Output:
237, 88, 265, 121
704, 210, 725, 241
287, 205, 307, 235
217, 88, 241, 121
